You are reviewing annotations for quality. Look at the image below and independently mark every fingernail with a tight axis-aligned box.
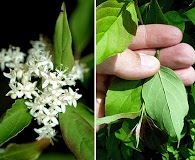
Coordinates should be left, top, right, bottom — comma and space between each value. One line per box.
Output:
140, 54, 160, 69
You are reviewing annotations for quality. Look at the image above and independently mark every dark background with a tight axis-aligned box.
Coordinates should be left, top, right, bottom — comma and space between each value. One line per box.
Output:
0, 0, 77, 50
0, 0, 94, 155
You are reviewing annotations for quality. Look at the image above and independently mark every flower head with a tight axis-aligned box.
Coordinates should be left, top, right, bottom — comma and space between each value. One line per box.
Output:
3, 36, 88, 143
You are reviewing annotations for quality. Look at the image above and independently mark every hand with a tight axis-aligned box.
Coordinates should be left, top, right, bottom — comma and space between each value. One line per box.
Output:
96, 24, 195, 131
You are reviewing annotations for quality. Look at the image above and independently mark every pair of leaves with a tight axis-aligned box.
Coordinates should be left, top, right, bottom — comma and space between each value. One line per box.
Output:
102, 66, 188, 144
96, 0, 138, 64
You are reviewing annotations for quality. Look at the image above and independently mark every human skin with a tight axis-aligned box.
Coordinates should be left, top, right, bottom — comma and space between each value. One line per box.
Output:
96, 24, 195, 131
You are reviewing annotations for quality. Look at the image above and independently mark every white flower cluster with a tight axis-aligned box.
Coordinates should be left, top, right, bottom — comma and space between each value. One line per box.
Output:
0, 46, 25, 71
1, 38, 88, 143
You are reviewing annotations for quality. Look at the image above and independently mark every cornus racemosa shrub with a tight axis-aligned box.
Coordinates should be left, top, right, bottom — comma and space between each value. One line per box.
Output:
0, 1, 94, 160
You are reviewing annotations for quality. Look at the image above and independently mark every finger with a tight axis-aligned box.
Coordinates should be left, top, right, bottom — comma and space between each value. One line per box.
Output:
134, 48, 156, 56
96, 74, 115, 94
129, 24, 182, 50
96, 74, 109, 95
159, 43, 195, 69
174, 66, 195, 86
96, 49, 160, 80
96, 91, 105, 131
96, 92, 105, 118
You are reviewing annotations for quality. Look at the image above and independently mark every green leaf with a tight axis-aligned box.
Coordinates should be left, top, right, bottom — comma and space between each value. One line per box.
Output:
80, 53, 94, 70
0, 99, 32, 146
184, 7, 195, 25
115, 121, 138, 150
53, 2, 74, 70
0, 138, 50, 160
106, 134, 121, 159
142, 66, 189, 141
59, 104, 94, 160
96, 111, 140, 126
145, 0, 168, 24
69, 0, 94, 57
105, 78, 142, 116
96, 0, 138, 64
121, 143, 133, 159
139, 2, 150, 23
158, 0, 174, 13
73, 103, 94, 128
191, 84, 195, 104
164, 11, 186, 33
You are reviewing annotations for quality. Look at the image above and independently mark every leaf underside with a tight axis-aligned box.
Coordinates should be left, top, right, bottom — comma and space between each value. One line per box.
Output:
142, 66, 189, 141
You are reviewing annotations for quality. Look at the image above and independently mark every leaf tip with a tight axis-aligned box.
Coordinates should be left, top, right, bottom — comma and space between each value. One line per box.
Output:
60, 2, 66, 13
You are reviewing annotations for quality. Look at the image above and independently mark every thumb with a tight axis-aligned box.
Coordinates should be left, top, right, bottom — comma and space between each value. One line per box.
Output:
96, 49, 160, 80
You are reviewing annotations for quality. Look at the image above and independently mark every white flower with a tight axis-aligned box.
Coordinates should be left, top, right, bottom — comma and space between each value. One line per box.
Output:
28, 36, 46, 54
69, 60, 89, 82
34, 125, 57, 143
0, 46, 26, 71
62, 74, 76, 86
41, 72, 59, 89
26, 51, 53, 77
5, 62, 24, 70
17, 81, 38, 99
56, 100, 67, 113
6, 83, 23, 98
0, 49, 11, 71
63, 87, 82, 107
49, 103, 63, 113
26, 59, 40, 76
42, 108, 59, 126
21, 72, 31, 84
16, 69, 24, 80
9, 46, 25, 63
3, 69, 17, 83
25, 101, 44, 118
4, 46, 26, 70
34, 110, 46, 125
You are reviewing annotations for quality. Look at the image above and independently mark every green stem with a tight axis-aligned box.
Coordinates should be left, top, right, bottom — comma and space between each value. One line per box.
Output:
139, 103, 146, 123
134, 0, 144, 25
107, 123, 111, 137
155, 49, 160, 60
